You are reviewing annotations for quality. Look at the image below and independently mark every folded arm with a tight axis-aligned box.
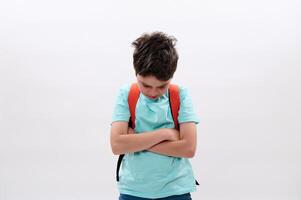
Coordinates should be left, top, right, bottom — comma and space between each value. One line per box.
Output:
110, 121, 179, 155
148, 122, 197, 158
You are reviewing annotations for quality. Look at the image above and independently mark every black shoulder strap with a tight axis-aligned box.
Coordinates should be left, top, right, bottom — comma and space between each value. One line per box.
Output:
116, 154, 124, 181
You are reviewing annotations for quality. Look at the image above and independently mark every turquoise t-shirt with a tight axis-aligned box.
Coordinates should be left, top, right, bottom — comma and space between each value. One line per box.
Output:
112, 84, 199, 198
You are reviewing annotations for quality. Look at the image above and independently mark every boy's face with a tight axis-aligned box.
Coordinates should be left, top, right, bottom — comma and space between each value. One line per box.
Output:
136, 74, 171, 100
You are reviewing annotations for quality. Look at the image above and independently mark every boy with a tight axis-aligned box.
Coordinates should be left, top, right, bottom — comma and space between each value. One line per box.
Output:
110, 32, 199, 200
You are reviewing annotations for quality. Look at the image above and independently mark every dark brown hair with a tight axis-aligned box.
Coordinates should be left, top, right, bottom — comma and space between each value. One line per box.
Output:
132, 32, 178, 81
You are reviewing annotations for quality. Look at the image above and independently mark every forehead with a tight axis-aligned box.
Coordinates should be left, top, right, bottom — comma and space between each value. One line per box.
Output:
137, 75, 170, 87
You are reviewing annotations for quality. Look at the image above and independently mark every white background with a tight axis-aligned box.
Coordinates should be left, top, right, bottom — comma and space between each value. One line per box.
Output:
0, 0, 300, 199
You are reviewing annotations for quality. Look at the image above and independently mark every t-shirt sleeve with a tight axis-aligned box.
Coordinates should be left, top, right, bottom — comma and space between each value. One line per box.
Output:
111, 84, 131, 123
178, 86, 200, 124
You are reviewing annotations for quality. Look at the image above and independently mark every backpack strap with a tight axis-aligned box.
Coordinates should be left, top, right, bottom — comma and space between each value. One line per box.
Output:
116, 83, 140, 182
168, 84, 180, 130
128, 83, 140, 129
168, 84, 200, 185
116, 154, 124, 181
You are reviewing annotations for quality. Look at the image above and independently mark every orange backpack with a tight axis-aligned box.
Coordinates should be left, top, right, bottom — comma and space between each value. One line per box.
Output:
115, 83, 199, 185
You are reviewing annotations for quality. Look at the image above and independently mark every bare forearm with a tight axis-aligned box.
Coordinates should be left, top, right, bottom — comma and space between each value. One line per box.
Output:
112, 129, 168, 155
149, 123, 197, 158
148, 139, 195, 158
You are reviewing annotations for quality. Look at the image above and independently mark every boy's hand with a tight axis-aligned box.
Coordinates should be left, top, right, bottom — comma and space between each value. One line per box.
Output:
165, 128, 180, 141
128, 127, 135, 134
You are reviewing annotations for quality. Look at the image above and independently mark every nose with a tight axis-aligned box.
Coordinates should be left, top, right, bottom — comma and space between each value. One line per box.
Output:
149, 88, 160, 97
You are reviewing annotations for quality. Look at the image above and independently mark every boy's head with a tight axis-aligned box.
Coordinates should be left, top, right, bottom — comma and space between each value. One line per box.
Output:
132, 32, 179, 99
132, 32, 178, 82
